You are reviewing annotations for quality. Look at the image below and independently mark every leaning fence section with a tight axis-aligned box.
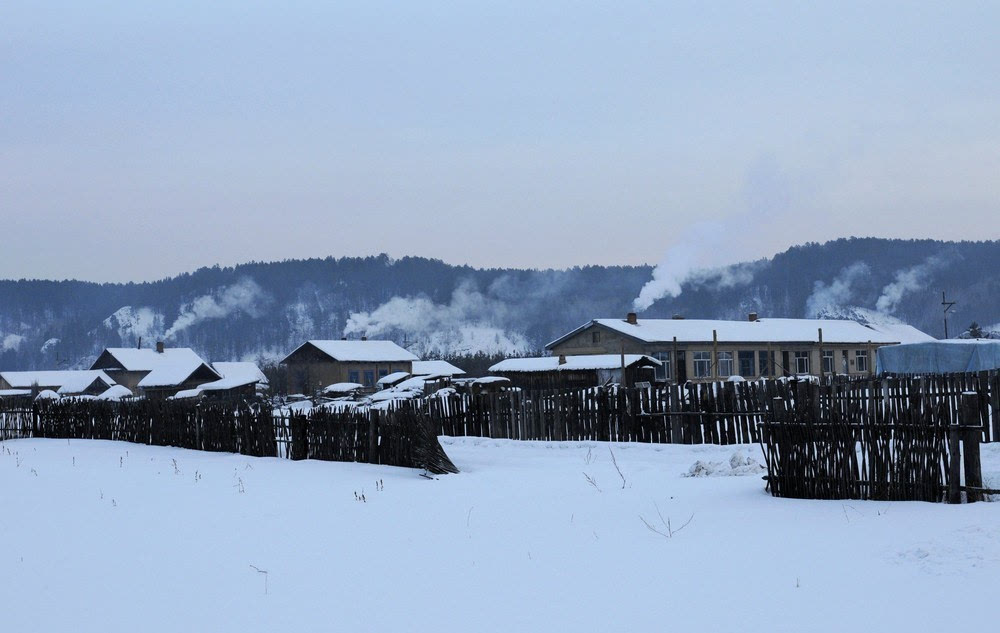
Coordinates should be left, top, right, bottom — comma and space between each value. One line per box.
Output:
0, 400, 457, 475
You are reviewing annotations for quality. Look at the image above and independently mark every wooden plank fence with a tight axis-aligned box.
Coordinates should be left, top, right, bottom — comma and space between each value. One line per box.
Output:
0, 399, 458, 475
422, 372, 998, 446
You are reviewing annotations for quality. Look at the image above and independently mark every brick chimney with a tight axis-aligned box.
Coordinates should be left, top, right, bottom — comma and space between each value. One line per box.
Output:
748, 312, 758, 322
361, 336, 367, 341
558, 354, 567, 365
156, 341, 164, 353
626, 312, 638, 325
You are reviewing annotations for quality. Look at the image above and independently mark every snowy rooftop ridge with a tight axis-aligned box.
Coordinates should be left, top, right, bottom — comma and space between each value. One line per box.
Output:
198, 362, 268, 392
547, 317, 933, 348
283, 340, 419, 363
411, 360, 466, 376
0, 370, 116, 394
93, 347, 219, 388
490, 354, 660, 373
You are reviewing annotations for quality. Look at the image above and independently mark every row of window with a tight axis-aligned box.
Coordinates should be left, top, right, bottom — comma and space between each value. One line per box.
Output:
651, 349, 869, 380
347, 368, 390, 387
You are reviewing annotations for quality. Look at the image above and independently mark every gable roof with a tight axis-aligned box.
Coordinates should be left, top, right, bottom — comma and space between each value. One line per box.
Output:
547, 317, 926, 349
198, 362, 269, 392
490, 354, 660, 373
0, 370, 117, 394
281, 340, 418, 364
92, 347, 219, 388
411, 360, 466, 376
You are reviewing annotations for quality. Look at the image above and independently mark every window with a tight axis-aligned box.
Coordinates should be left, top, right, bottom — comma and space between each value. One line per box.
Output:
363, 370, 376, 387
794, 351, 811, 374
758, 351, 772, 377
378, 368, 388, 379
348, 370, 360, 384
822, 350, 835, 374
591, 331, 601, 344
738, 351, 755, 377
855, 350, 869, 373
693, 351, 712, 378
653, 352, 672, 381
842, 350, 849, 374
717, 351, 734, 377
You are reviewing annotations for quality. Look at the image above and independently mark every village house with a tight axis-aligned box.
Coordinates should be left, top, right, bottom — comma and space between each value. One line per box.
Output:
0, 370, 118, 397
490, 354, 660, 390
90, 342, 220, 399
546, 313, 935, 383
280, 339, 418, 393
171, 361, 270, 401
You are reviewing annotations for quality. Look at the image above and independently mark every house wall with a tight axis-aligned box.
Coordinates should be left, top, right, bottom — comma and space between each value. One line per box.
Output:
285, 360, 414, 394
549, 324, 882, 383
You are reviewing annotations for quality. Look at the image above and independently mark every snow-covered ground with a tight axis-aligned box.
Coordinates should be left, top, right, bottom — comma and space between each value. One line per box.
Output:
3, 437, 1000, 632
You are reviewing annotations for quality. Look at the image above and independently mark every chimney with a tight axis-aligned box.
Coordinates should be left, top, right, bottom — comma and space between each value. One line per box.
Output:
748, 312, 758, 322
341, 336, 347, 340
672, 314, 685, 320
361, 336, 367, 341
626, 312, 638, 325
558, 354, 567, 365
156, 341, 164, 354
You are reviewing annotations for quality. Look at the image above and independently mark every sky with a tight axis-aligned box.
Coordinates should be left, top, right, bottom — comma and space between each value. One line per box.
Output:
2, 1, 999, 282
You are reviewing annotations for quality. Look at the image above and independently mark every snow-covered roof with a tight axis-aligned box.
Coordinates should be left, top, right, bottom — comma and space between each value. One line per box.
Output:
411, 360, 466, 376
282, 340, 418, 364
376, 371, 411, 387
863, 322, 936, 345
96, 385, 134, 401
490, 354, 660, 373
35, 389, 60, 400
0, 370, 116, 394
323, 382, 365, 394
0, 389, 32, 398
169, 388, 204, 400
198, 362, 268, 392
95, 347, 219, 389
472, 376, 510, 385
548, 317, 925, 348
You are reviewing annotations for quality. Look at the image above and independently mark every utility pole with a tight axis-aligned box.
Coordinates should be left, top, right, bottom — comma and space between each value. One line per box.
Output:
941, 291, 956, 339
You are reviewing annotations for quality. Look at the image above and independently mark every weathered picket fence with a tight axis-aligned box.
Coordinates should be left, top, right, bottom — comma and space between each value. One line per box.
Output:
422, 371, 999, 445
0, 400, 458, 475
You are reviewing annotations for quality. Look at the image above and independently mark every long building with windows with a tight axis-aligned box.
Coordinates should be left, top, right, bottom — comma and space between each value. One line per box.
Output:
545, 313, 934, 383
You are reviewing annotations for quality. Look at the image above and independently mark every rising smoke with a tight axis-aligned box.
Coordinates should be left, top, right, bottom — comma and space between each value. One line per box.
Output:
343, 278, 534, 357
875, 254, 950, 314
164, 278, 270, 340
804, 262, 871, 318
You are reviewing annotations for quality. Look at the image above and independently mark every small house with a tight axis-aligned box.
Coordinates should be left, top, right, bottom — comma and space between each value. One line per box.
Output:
489, 354, 660, 390
0, 370, 118, 397
90, 342, 220, 399
280, 340, 418, 393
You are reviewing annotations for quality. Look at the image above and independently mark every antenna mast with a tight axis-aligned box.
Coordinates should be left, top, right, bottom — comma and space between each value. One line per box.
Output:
941, 291, 956, 339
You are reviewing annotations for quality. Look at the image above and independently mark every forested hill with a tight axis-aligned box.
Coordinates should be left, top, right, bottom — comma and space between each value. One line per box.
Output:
1, 238, 998, 371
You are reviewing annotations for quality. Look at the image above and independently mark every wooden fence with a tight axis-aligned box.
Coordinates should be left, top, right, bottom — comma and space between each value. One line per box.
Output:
0, 400, 458, 475
760, 385, 991, 503
421, 371, 999, 445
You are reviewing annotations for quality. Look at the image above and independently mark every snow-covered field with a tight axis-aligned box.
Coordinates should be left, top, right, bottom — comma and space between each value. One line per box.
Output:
3, 436, 1000, 632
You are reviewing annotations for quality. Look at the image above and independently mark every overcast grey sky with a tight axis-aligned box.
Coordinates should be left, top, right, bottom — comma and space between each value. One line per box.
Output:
3, 2, 999, 282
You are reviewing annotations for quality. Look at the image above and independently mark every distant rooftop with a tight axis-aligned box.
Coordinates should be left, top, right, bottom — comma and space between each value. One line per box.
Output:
282, 340, 418, 364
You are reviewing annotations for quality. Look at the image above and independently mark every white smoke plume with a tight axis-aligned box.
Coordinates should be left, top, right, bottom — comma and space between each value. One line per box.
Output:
633, 222, 748, 311
805, 262, 871, 318
165, 278, 269, 340
343, 279, 533, 357
2, 333, 25, 352
875, 255, 949, 314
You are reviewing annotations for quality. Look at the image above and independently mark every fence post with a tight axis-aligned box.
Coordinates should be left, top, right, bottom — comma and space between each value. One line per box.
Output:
961, 392, 983, 502
948, 418, 962, 504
